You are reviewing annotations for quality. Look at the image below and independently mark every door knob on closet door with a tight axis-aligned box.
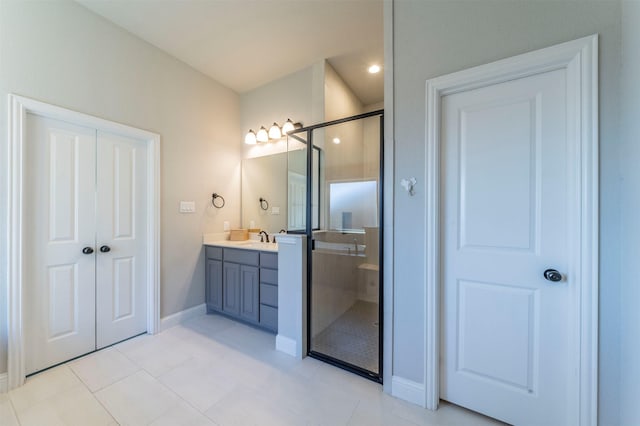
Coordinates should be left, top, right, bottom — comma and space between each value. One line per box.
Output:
543, 268, 563, 282
82, 247, 94, 255
99, 245, 111, 253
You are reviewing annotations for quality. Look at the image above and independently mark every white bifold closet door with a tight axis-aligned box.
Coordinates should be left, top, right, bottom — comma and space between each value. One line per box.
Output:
24, 113, 147, 375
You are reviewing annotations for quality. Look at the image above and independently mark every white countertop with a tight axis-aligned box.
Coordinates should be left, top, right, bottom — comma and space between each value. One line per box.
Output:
202, 233, 278, 252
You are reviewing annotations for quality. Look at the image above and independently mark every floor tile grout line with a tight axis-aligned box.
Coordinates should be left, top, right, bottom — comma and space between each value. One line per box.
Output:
72, 352, 143, 394
7, 394, 23, 426
144, 357, 219, 424
66, 363, 121, 425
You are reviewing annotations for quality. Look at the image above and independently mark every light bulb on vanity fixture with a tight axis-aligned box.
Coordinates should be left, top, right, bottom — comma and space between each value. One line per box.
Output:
256, 126, 269, 143
282, 118, 295, 134
244, 129, 257, 145
268, 122, 282, 139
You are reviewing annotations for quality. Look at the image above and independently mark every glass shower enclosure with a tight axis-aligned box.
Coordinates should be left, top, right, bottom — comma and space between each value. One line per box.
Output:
288, 110, 383, 381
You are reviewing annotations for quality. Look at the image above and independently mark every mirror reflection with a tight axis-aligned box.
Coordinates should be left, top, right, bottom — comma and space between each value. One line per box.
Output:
241, 141, 320, 233
241, 153, 287, 233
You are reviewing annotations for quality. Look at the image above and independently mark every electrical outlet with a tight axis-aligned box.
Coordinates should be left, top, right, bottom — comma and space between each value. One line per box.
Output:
271, 206, 280, 215
223, 221, 230, 231
179, 201, 195, 213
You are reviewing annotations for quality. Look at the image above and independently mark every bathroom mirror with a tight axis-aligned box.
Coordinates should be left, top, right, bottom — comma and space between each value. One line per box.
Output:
286, 141, 321, 233
241, 142, 321, 233
241, 152, 288, 233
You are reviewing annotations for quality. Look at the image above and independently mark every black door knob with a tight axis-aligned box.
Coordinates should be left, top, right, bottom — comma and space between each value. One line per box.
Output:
82, 247, 94, 255
543, 269, 563, 282
100, 245, 111, 253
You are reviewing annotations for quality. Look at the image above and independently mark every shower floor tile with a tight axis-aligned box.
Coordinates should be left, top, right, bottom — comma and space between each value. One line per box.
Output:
312, 300, 379, 373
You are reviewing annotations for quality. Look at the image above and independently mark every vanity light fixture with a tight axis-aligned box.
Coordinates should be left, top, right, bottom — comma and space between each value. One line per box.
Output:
368, 64, 381, 74
256, 126, 269, 143
268, 122, 282, 139
244, 129, 257, 145
244, 119, 302, 144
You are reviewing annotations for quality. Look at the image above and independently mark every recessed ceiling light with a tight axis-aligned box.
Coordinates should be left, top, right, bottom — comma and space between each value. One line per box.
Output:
368, 64, 381, 74
332, 137, 341, 144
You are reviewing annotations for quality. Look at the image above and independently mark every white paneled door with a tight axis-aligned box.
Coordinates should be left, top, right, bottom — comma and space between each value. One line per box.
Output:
24, 115, 97, 375
24, 114, 147, 375
96, 131, 147, 349
440, 69, 570, 425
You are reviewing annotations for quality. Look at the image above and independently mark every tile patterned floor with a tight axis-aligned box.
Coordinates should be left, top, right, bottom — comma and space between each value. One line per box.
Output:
0, 313, 504, 426
312, 300, 379, 373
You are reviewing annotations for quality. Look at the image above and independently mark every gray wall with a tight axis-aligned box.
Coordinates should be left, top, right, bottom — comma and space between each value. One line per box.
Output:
392, 1, 622, 424
620, 1, 640, 424
0, 0, 241, 374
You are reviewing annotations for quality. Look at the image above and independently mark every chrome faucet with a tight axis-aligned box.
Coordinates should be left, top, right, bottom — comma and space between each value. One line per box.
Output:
259, 231, 270, 243
353, 238, 358, 254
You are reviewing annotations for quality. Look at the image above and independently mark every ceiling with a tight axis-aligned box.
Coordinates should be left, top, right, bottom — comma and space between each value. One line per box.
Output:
77, 0, 384, 105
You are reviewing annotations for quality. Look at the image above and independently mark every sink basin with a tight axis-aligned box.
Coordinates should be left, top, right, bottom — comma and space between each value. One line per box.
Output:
234, 241, 277, 250
203, 239, 278, 252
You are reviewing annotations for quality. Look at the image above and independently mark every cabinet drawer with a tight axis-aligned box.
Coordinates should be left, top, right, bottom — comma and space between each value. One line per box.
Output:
260, 252, 278, 269
260, 268, 278, 285
260, 304, 278, 331
205, 246, 223, 260
260, 283, 278, 307
224, 248, 259, 266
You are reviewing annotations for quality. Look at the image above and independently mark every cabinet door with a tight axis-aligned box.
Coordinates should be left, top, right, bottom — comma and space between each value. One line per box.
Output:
223, 262, 240, 316
206, 258, 223, 311
239, 265, 259, 323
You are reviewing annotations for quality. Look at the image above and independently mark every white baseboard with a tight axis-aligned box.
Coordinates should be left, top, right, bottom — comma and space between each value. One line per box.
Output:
275, 334, 298, 357
160, 303, 206, 332
0, 373, 7, 393
391, 376, 426, 407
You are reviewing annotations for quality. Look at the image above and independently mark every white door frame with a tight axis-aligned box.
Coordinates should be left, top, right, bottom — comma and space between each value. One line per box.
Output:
424, 35, 599, 425
6, 94, 161, 390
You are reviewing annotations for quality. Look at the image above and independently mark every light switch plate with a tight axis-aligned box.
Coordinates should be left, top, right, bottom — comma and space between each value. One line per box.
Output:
271, 206, 280, 215
179, 201, 195, 213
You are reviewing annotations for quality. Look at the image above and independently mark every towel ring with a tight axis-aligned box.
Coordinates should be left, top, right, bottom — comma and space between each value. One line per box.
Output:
212, 193, 225, 208
259, 197, 269, 211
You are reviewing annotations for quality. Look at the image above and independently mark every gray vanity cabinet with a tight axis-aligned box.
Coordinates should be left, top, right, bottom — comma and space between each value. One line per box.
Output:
206, 245, 275, 331
222, 262, 241, 316
259, 252, 278, 331
205, 247, 223, 312
239, 265, 259, 323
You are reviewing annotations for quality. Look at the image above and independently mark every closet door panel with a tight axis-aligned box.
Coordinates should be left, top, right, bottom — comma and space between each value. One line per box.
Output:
24, 114, 97, 375
96, 130, 148, 348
